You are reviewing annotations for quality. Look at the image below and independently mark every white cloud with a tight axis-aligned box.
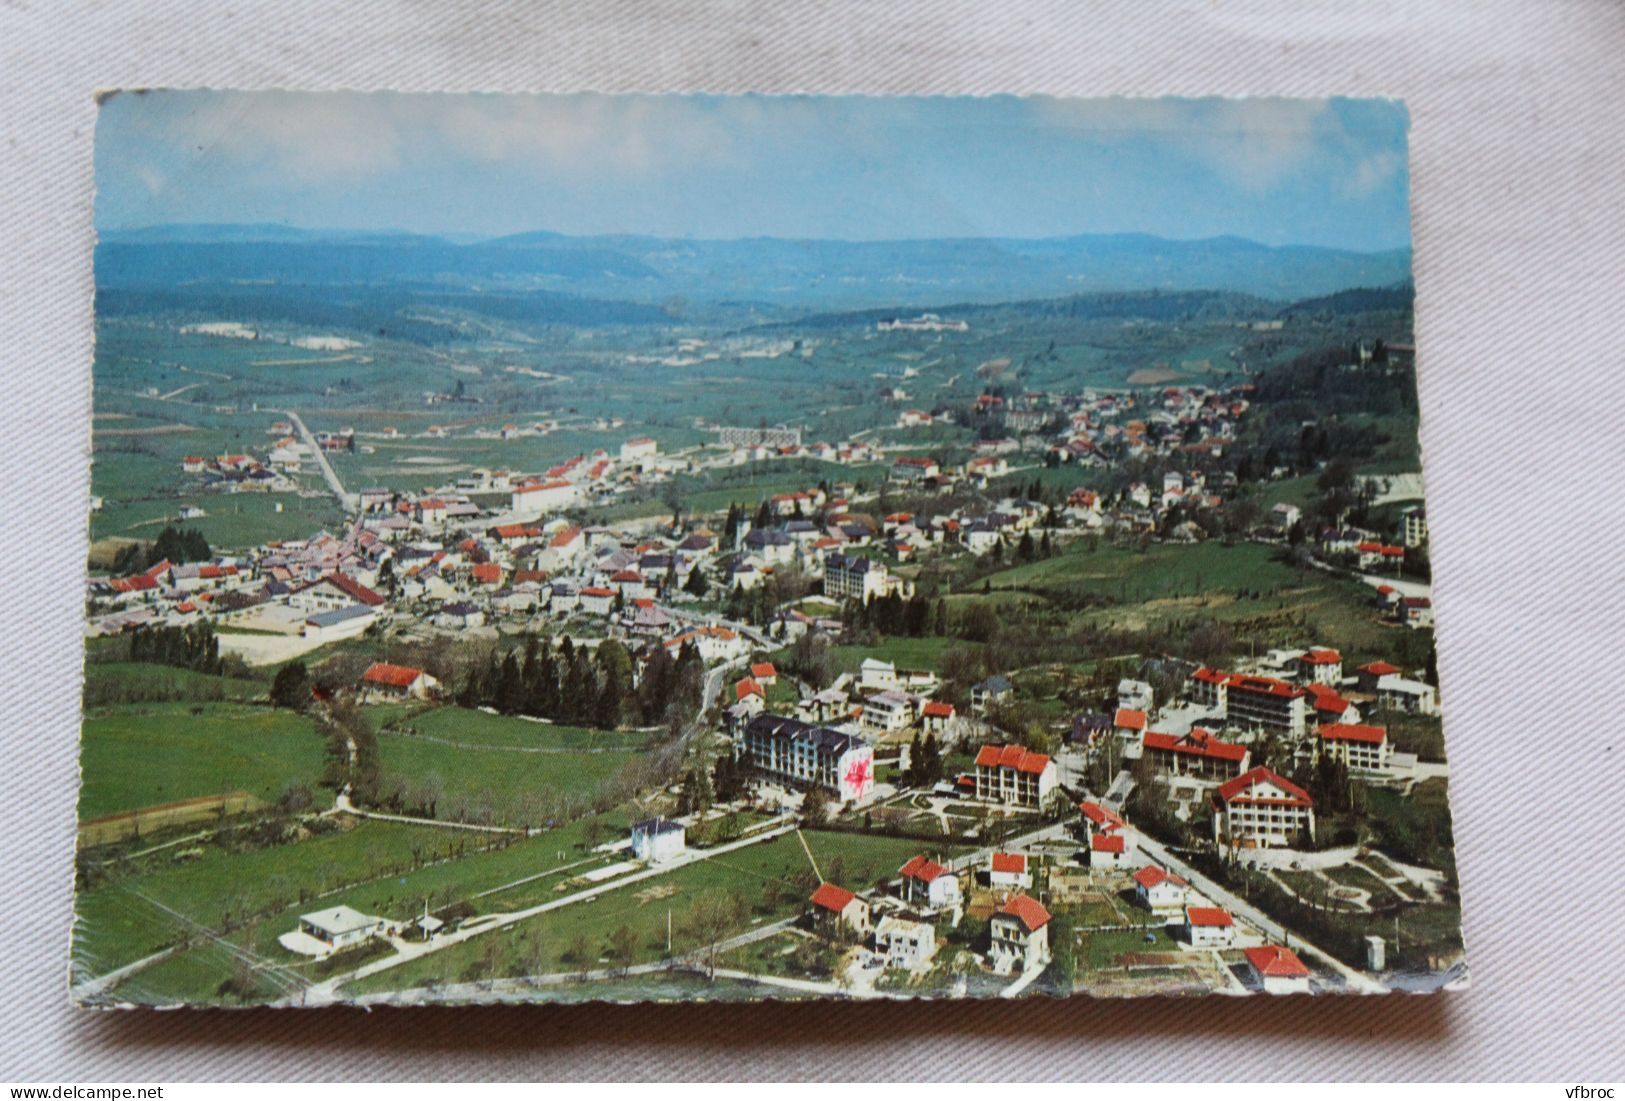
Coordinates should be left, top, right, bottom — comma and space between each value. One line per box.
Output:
1030, 96, 1337, 191
1345, 149, 1403, 198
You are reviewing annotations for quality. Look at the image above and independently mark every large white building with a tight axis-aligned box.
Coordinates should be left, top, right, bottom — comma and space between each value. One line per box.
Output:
823, 552, 910, 603
740, 714, 875, 802
973, 744, 1058, 808
1213, 766, 1316, 849
1318, 722, 1391, 772
1225, 674, 1309, 738
510, 479, 579, 515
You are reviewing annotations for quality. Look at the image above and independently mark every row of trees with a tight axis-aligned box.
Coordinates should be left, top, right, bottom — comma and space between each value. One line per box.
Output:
123, 621, 224, 675
456, 634, 704, 731
108, 525, 213, 575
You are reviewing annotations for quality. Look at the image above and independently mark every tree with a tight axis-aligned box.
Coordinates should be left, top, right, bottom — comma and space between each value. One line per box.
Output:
270, 661, 312, 711
684, 567, 710, 598
608, 923, 638, 976
800, 784, 830, 824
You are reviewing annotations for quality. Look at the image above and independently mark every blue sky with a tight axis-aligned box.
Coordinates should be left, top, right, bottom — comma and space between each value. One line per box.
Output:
95, 91, 1411, 250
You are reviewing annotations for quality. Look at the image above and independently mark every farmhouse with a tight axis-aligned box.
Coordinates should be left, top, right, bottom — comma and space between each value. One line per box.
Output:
359, 662, 439, 701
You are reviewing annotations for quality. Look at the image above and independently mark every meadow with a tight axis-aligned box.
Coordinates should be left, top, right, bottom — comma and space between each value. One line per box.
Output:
77, 701, 327, 820
342, 829, 965, 997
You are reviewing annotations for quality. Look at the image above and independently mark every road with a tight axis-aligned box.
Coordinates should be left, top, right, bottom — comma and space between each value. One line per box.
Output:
1129, 827, 1386, 994
285, 409, 358, 511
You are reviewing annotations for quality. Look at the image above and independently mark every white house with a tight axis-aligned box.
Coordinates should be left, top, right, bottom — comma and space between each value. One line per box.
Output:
1318, 722, 1392, 773
630, 817, 686, 863
1117, 678, 1154, 712
898, 855, 961, 910
862, 690, 915, 735
1089, 831, 1130, 870
873, 916, 937, 971
1183, 906, 1236, 948
578, 587, 616, 616
989, 851, 1032, 890
973, 744, 1058, 809
1245, 944, 1312, 994
989, 894, 1052, 976
968, 672, 1007, 714
859, 657, 898, 692
620, 436, 658, 464
510, 479, 578, 516
1133, 865, 1190, 915
292, 905, 388, 953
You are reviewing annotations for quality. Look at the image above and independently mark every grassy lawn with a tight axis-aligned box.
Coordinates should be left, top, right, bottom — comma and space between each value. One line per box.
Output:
979, 540, 1302, 605
1324, 861, 1408, 904
78, 701, 326, 820
73, 819, 474, 974
373, 730, 636, 827
342, 830, 966, 997
1081, 925, 1178, 972
381, 705, 651, 752
825, 636, 981, 676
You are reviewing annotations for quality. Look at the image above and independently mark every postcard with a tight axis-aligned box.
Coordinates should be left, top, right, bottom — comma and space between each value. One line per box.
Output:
74, 91, 1462, 1006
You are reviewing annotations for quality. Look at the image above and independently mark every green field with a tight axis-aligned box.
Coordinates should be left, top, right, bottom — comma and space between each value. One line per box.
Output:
343, 829, 964, 997
73, 818, 473, 975
383, 705, 651, 752
77, 701, 326, 820
824, 636, 982, 676
1081, 925, 1179, 971
373, 728, 637, 827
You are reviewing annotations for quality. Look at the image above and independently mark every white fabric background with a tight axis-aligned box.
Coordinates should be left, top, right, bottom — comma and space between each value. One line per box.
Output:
2, 0, 1623, 1081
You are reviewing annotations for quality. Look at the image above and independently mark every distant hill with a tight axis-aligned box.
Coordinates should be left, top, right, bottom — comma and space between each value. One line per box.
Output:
772, 288, 1279, 332
98, 225, 1412, 308
1275, 284, 1414, 317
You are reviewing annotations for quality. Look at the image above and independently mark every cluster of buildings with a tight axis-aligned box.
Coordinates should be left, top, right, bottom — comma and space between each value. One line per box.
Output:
178, 450, 299, 493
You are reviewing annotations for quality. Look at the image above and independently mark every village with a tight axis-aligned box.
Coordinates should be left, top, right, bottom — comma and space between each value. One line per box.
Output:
76, 336, 1458, 1004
